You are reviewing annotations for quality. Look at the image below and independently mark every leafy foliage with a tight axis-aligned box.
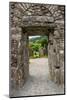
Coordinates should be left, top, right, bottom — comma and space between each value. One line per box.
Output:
29, 36, 48, 58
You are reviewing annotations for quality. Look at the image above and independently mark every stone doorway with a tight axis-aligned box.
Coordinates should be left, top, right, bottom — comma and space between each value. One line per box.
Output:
9, 2, 65, 97
21, 25, 54, 80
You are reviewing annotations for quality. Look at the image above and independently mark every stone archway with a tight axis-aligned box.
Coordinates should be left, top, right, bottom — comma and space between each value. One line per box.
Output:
9, 2, 65, 97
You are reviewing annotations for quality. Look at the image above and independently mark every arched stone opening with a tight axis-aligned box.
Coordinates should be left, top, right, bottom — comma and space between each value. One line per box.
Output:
9, 2, 65, 97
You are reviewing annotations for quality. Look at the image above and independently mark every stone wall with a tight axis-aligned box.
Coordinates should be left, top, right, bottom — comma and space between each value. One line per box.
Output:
9, 2, 65, 95
10, 3, 29, 95
48, 25, 64, 85
22, 33, 29, 80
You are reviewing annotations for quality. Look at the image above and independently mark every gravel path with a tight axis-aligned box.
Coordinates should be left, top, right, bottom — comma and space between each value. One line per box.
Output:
12, 58, 64, 97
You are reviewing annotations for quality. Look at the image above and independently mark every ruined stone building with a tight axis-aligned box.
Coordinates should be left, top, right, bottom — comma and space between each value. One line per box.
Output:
9, 2, 65, 97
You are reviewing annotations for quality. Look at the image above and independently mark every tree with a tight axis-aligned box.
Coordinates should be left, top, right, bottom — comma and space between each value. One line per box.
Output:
40, 36, 48, 47
30, 43, 41, 51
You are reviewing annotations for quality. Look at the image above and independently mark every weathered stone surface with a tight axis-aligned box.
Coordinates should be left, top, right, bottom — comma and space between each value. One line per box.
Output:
9, 2, 65, 95
22, 16, 54, 22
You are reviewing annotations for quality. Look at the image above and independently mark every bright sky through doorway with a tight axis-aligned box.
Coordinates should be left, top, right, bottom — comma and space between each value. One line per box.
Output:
29, 36, 41, 39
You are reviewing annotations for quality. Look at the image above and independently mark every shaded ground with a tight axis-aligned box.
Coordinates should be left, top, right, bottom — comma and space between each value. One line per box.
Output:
12, 58, 64, 97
